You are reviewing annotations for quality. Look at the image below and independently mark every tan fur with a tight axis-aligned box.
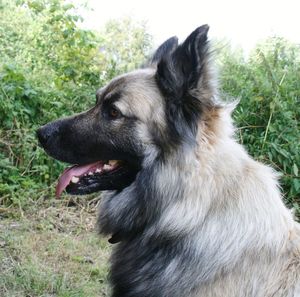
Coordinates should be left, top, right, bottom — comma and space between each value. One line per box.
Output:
185, 107, 300, 297
99, 67, 300, 297
40, 27, 300, 296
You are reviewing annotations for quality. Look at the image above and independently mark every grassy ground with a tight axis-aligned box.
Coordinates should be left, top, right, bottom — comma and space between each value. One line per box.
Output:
0, 197, 111, 297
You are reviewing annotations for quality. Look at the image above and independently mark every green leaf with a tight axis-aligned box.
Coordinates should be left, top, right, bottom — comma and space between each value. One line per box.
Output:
293, 179, 300, 192
293, 164, 299, 177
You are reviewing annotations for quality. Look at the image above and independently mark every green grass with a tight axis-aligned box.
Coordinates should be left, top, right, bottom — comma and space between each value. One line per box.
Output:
0, 198, 111, 297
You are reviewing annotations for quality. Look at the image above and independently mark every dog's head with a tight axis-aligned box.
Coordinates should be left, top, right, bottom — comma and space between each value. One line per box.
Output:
37, 25, 218, 197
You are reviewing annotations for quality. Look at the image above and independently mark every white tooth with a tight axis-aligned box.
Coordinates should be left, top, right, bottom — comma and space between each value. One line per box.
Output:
95, 168, 102, 173
88, 171, 93, 175
103, 164, 112, 170
109, 160, 118, 166
71, 176, 79, 183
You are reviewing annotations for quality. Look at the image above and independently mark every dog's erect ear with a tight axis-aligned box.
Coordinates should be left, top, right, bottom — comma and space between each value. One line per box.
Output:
156, 25, 210, 100
154, 25, 214, 146
149, 36, 178, 65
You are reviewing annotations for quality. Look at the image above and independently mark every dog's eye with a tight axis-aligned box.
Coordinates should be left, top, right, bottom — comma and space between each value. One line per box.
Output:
108, 106, 120, 119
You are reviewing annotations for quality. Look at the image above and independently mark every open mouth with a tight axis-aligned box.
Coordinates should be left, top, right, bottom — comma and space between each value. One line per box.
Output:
56, 160, 139, 198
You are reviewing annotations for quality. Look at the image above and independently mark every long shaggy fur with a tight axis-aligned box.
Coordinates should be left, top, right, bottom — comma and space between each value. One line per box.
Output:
97, 26, 300, 297
38, 25, 300, 297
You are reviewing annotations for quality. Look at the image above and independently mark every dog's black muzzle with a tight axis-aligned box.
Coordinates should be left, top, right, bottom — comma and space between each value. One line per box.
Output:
37, 121, 61, 149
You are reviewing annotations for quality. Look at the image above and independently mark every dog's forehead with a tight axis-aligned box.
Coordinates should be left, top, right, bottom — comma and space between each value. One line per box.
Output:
98, 69, 164, 120
112, 69, 156, 93
122, 69, 160, 99
97, 69, 156, 97
121, 69, 165, 117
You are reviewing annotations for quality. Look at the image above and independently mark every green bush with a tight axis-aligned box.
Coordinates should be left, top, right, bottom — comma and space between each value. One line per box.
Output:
219, 39, 300, 215
0, 0, 152, 206
0, 0, 298, 217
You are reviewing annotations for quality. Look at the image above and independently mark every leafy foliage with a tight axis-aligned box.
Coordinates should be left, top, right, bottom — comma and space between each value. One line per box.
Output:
219, 39, 300, 215
98, 17, 153, 78
0, 0, 298, 218
0, 0, 152, 206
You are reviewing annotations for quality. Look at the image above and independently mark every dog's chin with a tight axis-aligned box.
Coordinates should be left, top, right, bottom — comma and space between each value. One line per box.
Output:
66, 164, 139, 195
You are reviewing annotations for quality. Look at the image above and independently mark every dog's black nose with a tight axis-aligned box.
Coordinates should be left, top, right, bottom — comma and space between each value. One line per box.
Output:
37, 126, 49, 147
36, 123, 59, 148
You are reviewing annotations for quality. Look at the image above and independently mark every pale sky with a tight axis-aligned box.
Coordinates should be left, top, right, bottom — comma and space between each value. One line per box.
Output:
76, 0, 300, 52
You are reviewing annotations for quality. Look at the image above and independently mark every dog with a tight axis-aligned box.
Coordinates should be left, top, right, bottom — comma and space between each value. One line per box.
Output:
37, 25, 300, 297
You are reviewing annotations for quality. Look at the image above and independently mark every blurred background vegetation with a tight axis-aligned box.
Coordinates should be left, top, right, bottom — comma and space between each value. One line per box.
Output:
0, 0, 299, 296
0, 0, 152, 207
0, 0, 299, 212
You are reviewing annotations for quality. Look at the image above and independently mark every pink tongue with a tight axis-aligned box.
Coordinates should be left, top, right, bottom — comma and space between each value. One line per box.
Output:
55, 161, 104, 198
